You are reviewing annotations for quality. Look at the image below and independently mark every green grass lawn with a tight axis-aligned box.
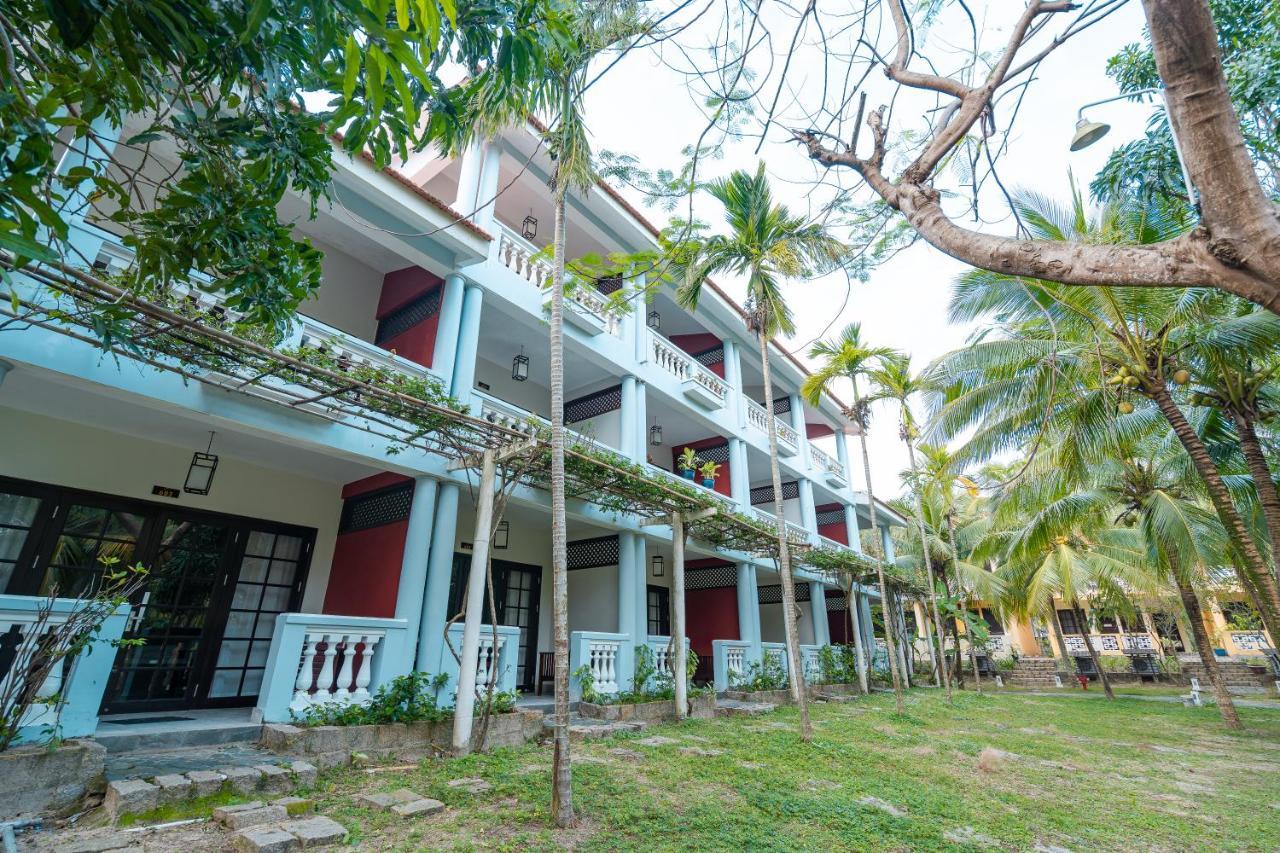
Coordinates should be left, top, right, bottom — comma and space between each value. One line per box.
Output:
309, 691, 1280, 851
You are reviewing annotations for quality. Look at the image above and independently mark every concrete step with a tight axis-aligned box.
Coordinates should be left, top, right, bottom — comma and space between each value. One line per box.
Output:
94, 711, 263, 754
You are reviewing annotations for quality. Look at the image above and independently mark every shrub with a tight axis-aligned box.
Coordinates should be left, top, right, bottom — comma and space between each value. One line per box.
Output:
731, 657, 787, 692
293, 672, 450, 727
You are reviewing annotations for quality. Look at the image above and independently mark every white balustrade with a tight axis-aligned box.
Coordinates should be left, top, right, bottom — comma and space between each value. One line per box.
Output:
762, 643, 787, 673
477, 392, 543, 437
1229, 630, 1269, 651
743, 399, 799, 452
726, 645, 747, 680
289, 629, 386, 714
752, 507, 811, 546
809, 445, 847, 485
649, 331, 728, 407
298, 318, 436, 383
585, 638, 622, 694
745, 398, 771, 433
0, 609, 72, 732
1121, 633, 1158, 652
475, 634, 508, 689
497, 227, 553, 288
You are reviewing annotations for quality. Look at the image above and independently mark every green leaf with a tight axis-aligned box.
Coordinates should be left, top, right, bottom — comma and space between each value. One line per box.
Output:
343, 34, 360, 101
0, 230, 56, 262
366, 45, 386, 117
46, 0, 103, 49
437, 0, 456, 28
395, 0, 410, 30
239, 0, 271, 44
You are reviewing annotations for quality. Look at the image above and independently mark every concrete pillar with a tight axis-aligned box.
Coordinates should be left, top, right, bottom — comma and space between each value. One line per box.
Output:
394, 478, 439, 650
789, 393, 807, 460
635, 381, 649, 465
723, 339, 744, 427
834, 428, 853, 496
880, 524, 896, 564
453, 141, 485, 211
633, 534, 648, 640
617, 530, 639, 691
860, 594, 876, 656
432, 273, 466, 388
843, 503, 862, 553
810, 582, 831, 647
417, 482, 460, 671
472, 142, 502, 232
736, 563, 761, 660
798, 478, 818, 535
453, 450, 497, 752
620, 375, 637, 462
451, 284, 484, 411
729, 437, 750, 508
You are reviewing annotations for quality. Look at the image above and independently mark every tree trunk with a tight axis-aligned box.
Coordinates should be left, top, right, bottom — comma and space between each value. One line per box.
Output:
1232, 410, 1280, 585
671, 513, 688, 721
1149, 380, 1280, 640
1049, 605, 1071, 676
1175, 572, 1242, 729
847, 581, 869, 694
904, 438, 951, 703
1072, 599, 1115, 700
851, 380, 905, 711
946, 513, 981, 695
758, 328, 812, 740
1141, 0, 1280, 298
549, 189, 574, 827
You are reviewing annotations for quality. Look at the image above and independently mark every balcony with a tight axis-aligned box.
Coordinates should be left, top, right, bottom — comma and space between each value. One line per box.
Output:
494, 222, 620, 336
744, 399, 799, 455
752, 507, 813, 547
648, 330, 729, 411
808, 446, 847, 488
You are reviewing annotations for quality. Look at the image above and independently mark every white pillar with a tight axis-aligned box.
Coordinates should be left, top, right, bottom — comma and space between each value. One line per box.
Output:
452, 450, 497, 753
672, 513, 687, 720
723, 339, 744, 428
620, 375, 637, 462
810, 582, 831, 646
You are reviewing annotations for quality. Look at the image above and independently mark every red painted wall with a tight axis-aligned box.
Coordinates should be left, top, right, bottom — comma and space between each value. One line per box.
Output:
323, 475, 415, 618
815, 502, 848, 545
827, 592, 856, 644
670, 333, 725, 378
685, 587, 739, 657
671, 438, 732, 498
376, 267, 443, 368
806, 423, 835, 439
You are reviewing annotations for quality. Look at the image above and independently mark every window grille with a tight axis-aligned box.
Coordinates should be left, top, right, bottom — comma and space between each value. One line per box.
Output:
750, 481, 799, 505
565, 386, 622, 424
374, 287, 442, 345
566, 535, 619, 570
339, 483, 414, 533
686, 564, 737, 590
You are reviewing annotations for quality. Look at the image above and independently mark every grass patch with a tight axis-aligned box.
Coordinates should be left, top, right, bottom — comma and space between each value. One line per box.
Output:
308, 691, 1280, 851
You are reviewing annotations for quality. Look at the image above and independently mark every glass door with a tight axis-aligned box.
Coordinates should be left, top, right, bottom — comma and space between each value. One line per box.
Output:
103, 517, 233, 712
497, 560, 541, 691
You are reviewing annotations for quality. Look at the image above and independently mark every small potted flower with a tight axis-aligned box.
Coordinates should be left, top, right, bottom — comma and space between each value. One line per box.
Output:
698, 460, 721, 489
677, 447, 698, 480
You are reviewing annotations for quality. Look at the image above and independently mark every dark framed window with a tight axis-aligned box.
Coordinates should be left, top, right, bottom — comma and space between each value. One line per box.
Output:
0, 487, 43, 592
979, 608, 1004, 634
647, 585, 670, 636
1056, 609, 1080, 634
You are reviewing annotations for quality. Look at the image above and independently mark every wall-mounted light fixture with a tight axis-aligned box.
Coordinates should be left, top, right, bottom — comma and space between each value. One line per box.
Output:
522, 212, 538, 240
184, 431, 219, 495
651, 555, 665, 578
494, 520, 510, 550
649, 417, 663, 446
512, 347, 529, 382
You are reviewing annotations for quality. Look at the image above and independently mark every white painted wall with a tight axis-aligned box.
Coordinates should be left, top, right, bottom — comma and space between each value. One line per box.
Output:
568, 565, 619, 635
0, 408, 343, 611
300, 238, 383, 342
569, 408, 621, 452
759, 598, 816, 645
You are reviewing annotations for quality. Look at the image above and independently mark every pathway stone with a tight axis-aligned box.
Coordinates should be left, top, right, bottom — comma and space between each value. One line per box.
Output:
281, 816, 347, 847
222, 766, 265, 794
60, 833, 139, 853
272, 796, 315, 817
609, 748, 643, 760
447, 777, 492, 793
355, 789, 421, 811
233, 825, 299, 852
153, 773, 193, 804
105, 779, 159, 819
635, 735, 680, 746
682, 735, 711, 743
289, 761, 319, 788
256, 764, 293, 794
678, 746, 725, 757
858, 796, 907, 818
187, 769, 227, 797
945, 826, 1003, 847
391, 798, 445, 817
215, 802, 289, 831
737, 761, 765, 771
714, 700, 777, 717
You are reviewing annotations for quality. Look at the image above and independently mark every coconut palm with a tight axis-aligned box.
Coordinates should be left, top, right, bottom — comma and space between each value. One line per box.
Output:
801, 323, 900, 702
867, 353, 953, 702
673, 163, 847, 740
533, 1, 650, 825
928, 188, 1280, 649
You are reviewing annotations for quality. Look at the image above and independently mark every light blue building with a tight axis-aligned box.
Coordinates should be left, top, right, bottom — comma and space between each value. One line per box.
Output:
0, 120, 904, 741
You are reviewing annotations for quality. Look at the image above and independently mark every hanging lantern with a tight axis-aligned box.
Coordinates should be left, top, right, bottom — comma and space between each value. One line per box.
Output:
649, 419, 663, 446
651, 555, 665, 578
521, 212, 538, 240
184, 431, 219, 495
512, 347, 529, 382
493, 520, 510, 550
646, 310, 661, 330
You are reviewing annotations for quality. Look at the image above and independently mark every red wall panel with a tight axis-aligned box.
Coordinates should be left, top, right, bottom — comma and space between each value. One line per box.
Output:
685, 587, 739, 656
323, 475, 415, 618
377, 267, 444, 369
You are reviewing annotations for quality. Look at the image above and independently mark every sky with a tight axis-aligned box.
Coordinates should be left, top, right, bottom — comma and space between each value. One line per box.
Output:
578, 0, 1156, 499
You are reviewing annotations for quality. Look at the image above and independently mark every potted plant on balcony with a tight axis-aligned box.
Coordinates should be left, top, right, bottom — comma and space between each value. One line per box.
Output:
698, 460, 721, 489
677, 447, 698, 480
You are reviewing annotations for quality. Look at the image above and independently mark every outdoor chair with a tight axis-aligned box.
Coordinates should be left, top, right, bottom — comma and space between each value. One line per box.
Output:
536, 651, 555, 695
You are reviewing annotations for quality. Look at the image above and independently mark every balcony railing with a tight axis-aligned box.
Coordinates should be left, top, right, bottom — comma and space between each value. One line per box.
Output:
744, 399, 799, 455
808, 445, 847, 487
711, 639, 754, 691
495, 222, 620, 336
751, 507, 813, 546
474, 390, 604, 450
569, 631, 627, 697
1062, 633, 1160, 655
648, 330, 729, 410
1227, 630, 1270, 651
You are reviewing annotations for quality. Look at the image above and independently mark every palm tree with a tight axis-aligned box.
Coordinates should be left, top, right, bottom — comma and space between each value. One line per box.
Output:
673, 163, 847, 741
534, 1, 650, 825
801, 323, 901, 703
868, 354, 953, 703
928, 188, 1280, 650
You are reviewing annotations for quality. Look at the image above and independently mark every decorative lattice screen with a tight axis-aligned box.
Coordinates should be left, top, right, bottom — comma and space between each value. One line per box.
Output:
686, 564, 737, 590
758, 583, 812, 604
339, 483, 414, 533
566, 534, 620, 570
750, 481, 799, 505
375, 287, 443, 345
815, 508, 846, 526
566, 385, 622, 424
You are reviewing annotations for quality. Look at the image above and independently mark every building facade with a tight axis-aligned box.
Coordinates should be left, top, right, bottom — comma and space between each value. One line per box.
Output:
0, 119, 903, 741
